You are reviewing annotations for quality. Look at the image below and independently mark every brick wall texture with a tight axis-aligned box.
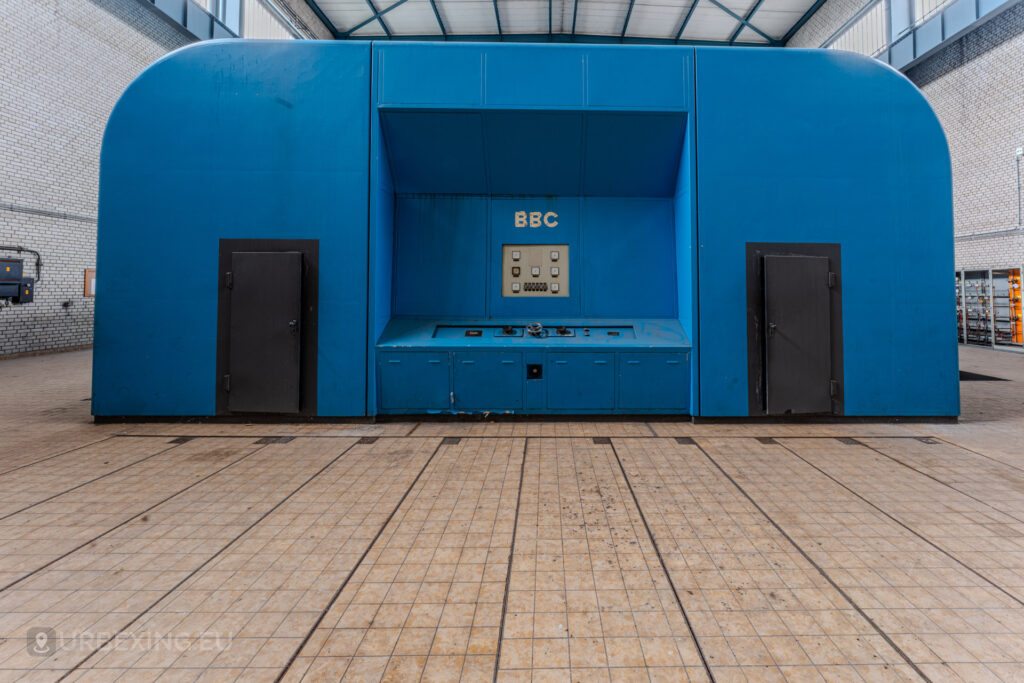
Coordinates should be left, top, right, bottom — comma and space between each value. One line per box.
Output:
908, 2, 1024, 271
1, 0, 191, 357
788, 0, 1024, 273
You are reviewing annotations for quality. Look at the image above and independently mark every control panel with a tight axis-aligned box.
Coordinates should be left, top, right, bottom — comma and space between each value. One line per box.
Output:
433, 324, 636, 340
502, 244, 568, 297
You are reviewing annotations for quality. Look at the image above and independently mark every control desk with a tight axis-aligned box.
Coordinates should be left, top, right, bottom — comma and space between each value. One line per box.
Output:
376, 318, 691, 415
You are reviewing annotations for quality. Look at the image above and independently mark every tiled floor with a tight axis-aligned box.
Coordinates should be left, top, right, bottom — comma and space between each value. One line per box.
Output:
0, 347, 1022, 681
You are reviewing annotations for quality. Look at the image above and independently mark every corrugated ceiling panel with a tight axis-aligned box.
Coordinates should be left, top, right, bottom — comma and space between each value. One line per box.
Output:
624, 0, 689, 38
747, 8, 807, 38
313, 0, 806, 40
436, 0, 500, 32
384, 0, 442, 34
320, 0, 376, 31
501, 0, 551, 33
574, 0, 631, 35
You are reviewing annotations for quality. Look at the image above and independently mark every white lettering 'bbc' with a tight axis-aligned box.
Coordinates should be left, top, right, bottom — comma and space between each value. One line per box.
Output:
514, 211, 559, 228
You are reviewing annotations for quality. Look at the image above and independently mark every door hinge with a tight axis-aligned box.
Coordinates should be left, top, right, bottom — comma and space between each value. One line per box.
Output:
829, 379, 839, 397
223, 374, 231, 392
828, 272, 837, 288
225, 272, 233, 289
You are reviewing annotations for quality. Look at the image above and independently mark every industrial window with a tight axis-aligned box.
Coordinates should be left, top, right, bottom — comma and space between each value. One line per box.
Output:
914, 0, 954, 23
824, 0, 888, 56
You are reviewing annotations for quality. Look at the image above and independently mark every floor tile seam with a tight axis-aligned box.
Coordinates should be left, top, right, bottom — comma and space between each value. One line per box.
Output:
0, 441, 286, 597
55, 439, 369, 681
693, 442, 934, 683
0, 435, 123, 478
828, 440, 1024, 529
492, 438, 529, 683
606, 439, 715, 682
0, 440, 201, 523
271, 439, 446, 681
768, 441, 1024, 611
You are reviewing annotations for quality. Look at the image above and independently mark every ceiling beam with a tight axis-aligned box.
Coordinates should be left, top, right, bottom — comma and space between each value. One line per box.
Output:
675, 0, 700, 40
782, 0, 828, 43
728, 0, 766, 42
342, 0, 410, 36
703, 0, 777, 42
620, 0, 637, 38
494, 0, 503, 37
427, 0, 447, 36
301, 0, 342, 38
363, 0, 392, 36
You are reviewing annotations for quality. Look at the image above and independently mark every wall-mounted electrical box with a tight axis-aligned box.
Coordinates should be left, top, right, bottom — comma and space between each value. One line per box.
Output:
0, 258, 34, 305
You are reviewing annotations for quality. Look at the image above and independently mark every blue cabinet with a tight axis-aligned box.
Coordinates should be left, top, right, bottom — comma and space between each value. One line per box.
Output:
619, 352, 689, 412
378, 352, 450, 412
547, 353, 614, 410
453, 352, 523, 412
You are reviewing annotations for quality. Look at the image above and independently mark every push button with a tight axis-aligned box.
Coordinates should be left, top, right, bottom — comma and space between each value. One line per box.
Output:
512, 282, 521, 292
551, 283, 560, 293
512, 251, 521, 261
550, 251, 559, 261
512, 266, 520, 276
531, 267, 540, 277
550, 267, 559, 277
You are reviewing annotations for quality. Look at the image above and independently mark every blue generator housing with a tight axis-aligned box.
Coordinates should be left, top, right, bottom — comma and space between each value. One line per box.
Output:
93, 41, 959, 419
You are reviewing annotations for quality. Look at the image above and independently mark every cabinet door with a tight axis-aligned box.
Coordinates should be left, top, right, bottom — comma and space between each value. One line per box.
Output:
619, 353, 689, 412
453, 353, 523, 412
378, 352, 450, 412
547, 353, 614, 410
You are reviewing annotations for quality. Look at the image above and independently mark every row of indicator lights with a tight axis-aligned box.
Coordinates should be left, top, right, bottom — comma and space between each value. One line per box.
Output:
510, 250, 560, 261
511, 266, 560, 277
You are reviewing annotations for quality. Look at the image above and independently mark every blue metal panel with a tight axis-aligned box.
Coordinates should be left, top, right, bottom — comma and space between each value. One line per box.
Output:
93, 41, 371, 416
547, 353, 615, 410
619, 352, 690, 411
483, 50, 586, 106
378, 45, 483, 106
586, 48, 693, 109
483, 111, 584, 195
583, 112, 686, 196
694, 48, 957, 416
378, 352, 450, 411
453, 352, 524, 411
393, 196, 488, 317
581, 198, 677, 318
380, 111, 487, 194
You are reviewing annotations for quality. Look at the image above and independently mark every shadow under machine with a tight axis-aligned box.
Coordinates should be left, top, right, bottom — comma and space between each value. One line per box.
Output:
92, 41, 959, 419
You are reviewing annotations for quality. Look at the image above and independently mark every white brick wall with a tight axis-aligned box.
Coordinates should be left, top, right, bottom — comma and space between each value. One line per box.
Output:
1, 0, 192, 357
786, 0, 1024, 273
907, 3, 1024, 271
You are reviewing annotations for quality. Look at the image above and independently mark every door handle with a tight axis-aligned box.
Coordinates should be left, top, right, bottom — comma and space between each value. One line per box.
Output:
288, 320, 298, 334
767, 322, 777, 338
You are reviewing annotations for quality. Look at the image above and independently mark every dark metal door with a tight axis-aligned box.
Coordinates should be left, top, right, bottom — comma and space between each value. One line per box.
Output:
227, 251, 302, 413
764, 255, 832, 415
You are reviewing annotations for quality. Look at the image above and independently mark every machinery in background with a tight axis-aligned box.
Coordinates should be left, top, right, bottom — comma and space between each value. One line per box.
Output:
956, 268, 1023, 348
0, 246, 42, 306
